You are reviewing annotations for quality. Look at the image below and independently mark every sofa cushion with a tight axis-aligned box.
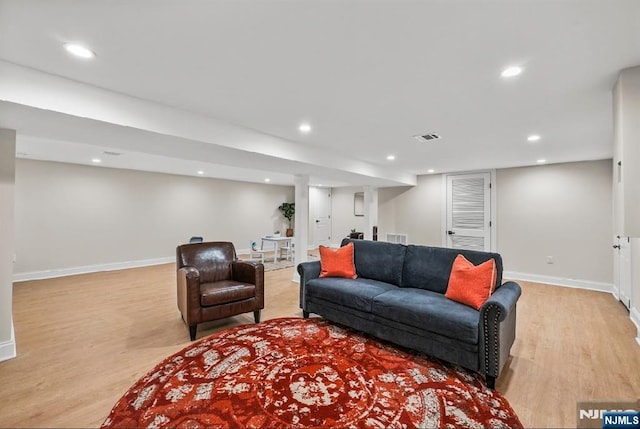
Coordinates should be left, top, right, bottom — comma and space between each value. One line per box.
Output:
341, 239, 406, 286
401, 245, 503, 293
319, 242, 357, 279
306, 277, 398, 313
445, 254, 497, 310
372, 288, 479, 344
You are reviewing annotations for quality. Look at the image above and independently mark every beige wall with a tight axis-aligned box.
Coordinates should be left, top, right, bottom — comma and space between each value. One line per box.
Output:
614, 66, 640, 236
0, 129, 16, 360
496, 160, 613, 285
377, 160, 613, 286
378, 174, 442, 246
14, 159, 293, 276
330, 186, 366, 245
613, 66, 640, 337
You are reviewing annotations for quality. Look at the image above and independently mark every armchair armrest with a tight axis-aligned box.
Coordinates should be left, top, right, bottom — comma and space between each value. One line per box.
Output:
479, 281, 522, 384
298, 261, 322, 311
177, 266, 201, 323
232, 261, 264, 309
233, 260, 263, 284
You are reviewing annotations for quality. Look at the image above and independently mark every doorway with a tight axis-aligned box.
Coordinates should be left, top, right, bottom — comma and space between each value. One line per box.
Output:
615, 235, 632, 310
444, 172, 494, 252
311, 187, 332, 248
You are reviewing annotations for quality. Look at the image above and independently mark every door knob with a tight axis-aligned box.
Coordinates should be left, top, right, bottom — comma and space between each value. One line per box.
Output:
613, 244, 620, 249
315, 220, 320, 223
447, 230, 455, 235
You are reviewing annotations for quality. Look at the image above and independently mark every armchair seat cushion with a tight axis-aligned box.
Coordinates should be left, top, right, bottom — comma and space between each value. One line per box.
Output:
373, 288, 480, 345
200, 281, 256, 306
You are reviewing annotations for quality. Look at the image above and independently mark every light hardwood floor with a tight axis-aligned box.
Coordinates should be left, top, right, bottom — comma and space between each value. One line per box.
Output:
0, 266, 639, 428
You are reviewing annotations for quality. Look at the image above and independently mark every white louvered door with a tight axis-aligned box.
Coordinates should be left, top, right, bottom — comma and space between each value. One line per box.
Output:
446, 172, 491, 251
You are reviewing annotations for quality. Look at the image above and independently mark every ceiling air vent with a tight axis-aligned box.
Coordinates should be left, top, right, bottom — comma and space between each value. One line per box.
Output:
413, 133, 441, 143
103, 151, 122, 156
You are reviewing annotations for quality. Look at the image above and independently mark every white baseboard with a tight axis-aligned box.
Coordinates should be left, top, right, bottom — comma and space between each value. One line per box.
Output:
0, 320, 16, 362
630, 306, 640, 347
503, 271, 613, 294
13, 256, 174, 283
13, 243, 318, 282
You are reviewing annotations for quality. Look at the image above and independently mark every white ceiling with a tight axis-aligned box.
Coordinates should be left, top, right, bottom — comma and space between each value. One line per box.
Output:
1, 0, 639, 187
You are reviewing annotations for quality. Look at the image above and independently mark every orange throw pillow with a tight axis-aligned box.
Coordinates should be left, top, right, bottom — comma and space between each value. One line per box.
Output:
319, 242, 357, 279
445, 254, 497, 310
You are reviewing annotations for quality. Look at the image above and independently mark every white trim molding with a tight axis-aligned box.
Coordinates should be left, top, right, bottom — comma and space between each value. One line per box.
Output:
12, 256, 174, 283
503, 271, 614, 294
630, 306, 640, 347
13, 244, 320, 283
0, 319, 16, 362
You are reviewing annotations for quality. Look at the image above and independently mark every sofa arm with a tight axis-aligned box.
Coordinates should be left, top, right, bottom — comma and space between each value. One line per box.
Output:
479, 281, 522, 385
480, 281, 521, 321
232, 261, 265, 308
177, 266, 201, 323
298, 261, 322, 311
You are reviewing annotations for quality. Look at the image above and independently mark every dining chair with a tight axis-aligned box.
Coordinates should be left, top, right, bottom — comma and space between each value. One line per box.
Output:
249, 240, 267, 263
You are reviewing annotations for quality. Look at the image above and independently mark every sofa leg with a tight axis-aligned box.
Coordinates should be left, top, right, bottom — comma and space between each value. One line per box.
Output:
303, 311, 309, 318
486, 375, 496, 389
189, 325, 197, 341
254, 310, 261, 323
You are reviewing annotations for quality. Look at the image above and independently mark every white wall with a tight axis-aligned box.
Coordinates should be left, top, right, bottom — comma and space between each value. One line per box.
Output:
14, 159, 293, 279
0, 129, 16, 361
377, 160, 613, 289
330, 186, 366, 246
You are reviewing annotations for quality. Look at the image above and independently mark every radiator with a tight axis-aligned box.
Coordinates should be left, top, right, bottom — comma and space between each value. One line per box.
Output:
386, 233, 408, 245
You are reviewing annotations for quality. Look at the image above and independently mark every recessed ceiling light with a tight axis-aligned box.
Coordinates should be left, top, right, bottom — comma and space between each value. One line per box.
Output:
537, 159, 546, 164
387, 155, 395, 161
264, 178, 271, 183
64, 43, 95, 59
91, 158, 101, 163
298, 123, 312, 134
197, 170, 204, 175
501, 66, 523, 78
427, 169, 435, 173
527, 134, 541, 142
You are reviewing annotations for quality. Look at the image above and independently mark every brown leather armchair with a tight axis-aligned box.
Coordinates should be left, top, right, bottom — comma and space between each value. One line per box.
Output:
176, 241, 264, 340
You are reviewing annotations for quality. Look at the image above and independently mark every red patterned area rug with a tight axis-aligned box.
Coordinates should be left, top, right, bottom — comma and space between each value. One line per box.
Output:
102, 318, 522, 428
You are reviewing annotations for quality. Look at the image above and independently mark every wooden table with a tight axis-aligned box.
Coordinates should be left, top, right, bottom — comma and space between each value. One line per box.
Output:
261, 236, 292, 262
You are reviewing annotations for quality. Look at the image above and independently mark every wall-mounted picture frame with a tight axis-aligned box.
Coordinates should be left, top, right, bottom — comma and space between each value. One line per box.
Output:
354, 192, 364, 216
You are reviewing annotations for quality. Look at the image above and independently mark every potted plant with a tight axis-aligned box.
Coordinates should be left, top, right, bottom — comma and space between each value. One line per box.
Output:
278, 202, 295, 237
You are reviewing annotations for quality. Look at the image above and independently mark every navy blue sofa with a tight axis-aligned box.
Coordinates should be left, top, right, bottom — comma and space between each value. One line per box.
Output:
298, 239, 521, 388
